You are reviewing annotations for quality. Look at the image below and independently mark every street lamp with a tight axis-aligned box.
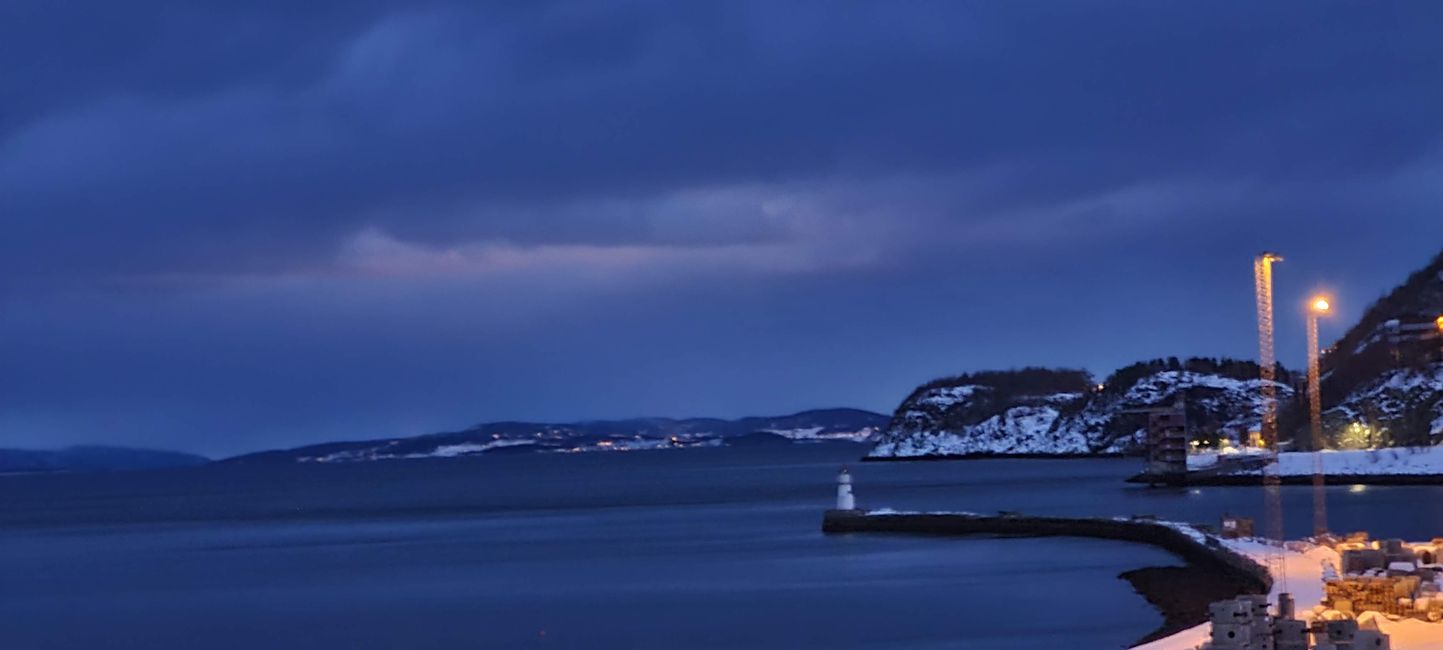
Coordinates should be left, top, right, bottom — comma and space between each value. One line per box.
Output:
1435, 315, 1443, 363
1307, 295, 1332, 537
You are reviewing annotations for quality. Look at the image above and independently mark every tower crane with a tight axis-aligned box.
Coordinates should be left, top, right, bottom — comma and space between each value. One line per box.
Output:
1254, 252, 1286, 586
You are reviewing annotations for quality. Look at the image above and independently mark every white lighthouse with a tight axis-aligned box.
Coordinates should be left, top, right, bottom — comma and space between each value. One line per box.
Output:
836, 467, 857, 511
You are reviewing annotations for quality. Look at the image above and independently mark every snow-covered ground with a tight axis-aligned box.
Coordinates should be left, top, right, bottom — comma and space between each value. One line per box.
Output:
1204, 446, 1443, 477
1137, 540, 1329, 650
1186, 446, 1271, 470
1140, 537, 1443, 650
847, 509, 1443, 648
763, 426, 880, 442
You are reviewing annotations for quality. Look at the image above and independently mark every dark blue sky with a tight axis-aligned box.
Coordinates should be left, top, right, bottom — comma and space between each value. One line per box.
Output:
3, 1, 1442, 455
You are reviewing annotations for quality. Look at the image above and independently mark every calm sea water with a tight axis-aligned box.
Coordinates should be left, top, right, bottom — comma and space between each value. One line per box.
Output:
5, 444, 1443, 649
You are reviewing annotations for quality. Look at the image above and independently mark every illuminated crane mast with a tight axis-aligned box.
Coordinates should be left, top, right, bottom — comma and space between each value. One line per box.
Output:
1254, 253, 1285, 568
1307, 297, 1332, 538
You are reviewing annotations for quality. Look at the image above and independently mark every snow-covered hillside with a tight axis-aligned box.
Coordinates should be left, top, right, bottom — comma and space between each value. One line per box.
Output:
228, 408, 888, 464
868, 366, 1292, 459
873, 397, 1086, 457
872, 252, 1443, 460
1323, 363, 1443, 445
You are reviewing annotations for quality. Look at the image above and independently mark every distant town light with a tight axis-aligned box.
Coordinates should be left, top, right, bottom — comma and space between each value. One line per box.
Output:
1436, 315, 1443, 332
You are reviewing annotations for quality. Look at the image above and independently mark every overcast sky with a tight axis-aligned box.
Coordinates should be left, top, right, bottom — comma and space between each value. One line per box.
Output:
3, 1, 1442, 456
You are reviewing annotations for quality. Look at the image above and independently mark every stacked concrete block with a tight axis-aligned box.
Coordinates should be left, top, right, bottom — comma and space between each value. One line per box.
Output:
1205, 593, 1399, 649
1208, 598, 1262, 649
1273, 618, 1308, 650
1325, 575, 1420, 616
1245, 595, 1274, 648
1382, 539, 1416, 568
1314, 619, 1390, 650
1203, 595, 1293, 650
1341, 549, 1387, 575
1354, 627, 1391, 650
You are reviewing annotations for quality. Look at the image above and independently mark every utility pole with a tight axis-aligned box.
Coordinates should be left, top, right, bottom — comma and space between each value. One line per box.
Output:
1307, 296, 1332, 538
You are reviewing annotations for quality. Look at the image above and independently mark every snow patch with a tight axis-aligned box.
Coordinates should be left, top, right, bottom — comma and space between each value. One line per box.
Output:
917, 385, 984, 408
870, 404, 1085, 457
871, 370, 1291, 458
764, 426, 879, 443
1216, 446, 1443, 477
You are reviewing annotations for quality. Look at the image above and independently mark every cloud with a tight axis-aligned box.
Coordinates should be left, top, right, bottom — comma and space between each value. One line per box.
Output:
2, 1, 1443, 452
3, 0, 1438, 291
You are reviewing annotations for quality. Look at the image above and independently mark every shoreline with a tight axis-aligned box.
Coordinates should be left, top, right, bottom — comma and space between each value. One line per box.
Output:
1127, 473, 1443, 486
862, 452, 1130, 462
862, 454, 1443, 485
1120, 564, 1259, 644
822, 511, 1268, 648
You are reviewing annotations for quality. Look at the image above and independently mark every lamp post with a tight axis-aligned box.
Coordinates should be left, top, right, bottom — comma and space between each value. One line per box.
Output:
1308, 296, 1332, 537
1436, 315, 1443, 362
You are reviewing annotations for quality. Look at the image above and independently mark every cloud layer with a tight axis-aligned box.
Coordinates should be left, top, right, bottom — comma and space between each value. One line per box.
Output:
2, 1, 1441, 454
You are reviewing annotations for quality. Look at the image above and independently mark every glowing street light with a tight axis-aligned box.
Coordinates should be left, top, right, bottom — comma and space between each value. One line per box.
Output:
1307, 294, 1333, 537
1436, 315, 1443, 363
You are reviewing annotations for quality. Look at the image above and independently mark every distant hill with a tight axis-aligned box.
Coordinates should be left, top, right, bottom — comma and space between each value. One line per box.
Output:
0, 446, 209, 473
1306, 248, 1443, 447
225, 408, 888, 464
868, 359, 1290, 458
870, 247, 1443, 459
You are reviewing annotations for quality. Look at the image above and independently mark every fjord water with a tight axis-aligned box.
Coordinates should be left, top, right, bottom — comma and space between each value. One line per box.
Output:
5, 445, 1443, 650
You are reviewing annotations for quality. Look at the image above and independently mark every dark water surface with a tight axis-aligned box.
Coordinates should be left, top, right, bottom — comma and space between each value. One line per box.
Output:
5, 444, 1443, 649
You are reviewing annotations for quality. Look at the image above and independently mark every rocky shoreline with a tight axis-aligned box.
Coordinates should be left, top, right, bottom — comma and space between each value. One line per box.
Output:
1120, 564, 1263, 645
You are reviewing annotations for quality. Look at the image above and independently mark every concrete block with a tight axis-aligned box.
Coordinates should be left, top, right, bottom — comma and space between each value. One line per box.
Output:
1321, 619, 1358, 645
1274, 618, 1308, 650
1209, 623, 1253, 648
1343, 549, 1387, 575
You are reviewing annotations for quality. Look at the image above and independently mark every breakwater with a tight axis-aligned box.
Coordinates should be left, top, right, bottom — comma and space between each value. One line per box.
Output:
822, 510, 1272, 644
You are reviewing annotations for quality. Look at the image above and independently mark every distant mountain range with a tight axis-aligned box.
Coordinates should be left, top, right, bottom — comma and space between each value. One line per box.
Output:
224, 408, 888, 464
0, 446, 210, 474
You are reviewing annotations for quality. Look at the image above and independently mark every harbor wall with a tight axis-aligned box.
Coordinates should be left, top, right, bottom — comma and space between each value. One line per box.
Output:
822, 511, 1271, 595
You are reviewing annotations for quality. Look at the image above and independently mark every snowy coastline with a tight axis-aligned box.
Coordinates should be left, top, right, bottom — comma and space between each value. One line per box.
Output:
1192, 446, 1443, 478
